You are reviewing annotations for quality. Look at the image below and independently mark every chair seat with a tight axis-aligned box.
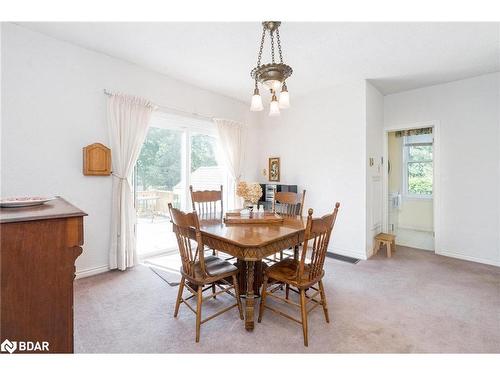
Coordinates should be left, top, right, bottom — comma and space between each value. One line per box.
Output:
182, 255, 238, 284
204, 255, 224, 264
375, 232, 395, 241
265, 258, 324, 288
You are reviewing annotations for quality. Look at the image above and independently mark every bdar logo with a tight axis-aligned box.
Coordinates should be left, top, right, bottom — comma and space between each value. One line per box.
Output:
1, 339, 17, 354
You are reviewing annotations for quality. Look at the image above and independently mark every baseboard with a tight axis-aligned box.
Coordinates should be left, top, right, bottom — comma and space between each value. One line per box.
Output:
75, 265, 109, 279
435, 250, 500, 267
328, 246, 367, 261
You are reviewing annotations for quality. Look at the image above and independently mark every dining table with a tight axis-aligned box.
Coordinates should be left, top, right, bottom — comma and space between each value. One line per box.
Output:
197, 213, 307, 331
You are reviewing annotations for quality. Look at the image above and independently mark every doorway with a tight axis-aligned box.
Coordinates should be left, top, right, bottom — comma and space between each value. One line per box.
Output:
134, 111, 230, 258
383, 122, 439, 252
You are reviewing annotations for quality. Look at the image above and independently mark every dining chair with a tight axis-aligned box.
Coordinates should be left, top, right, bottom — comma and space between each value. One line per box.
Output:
190, 184, 223, 219
168, 203, 243, 343
190, 185, 223, 257
272, 190, 306, 261
257, 203, 340, 347
273, 189, 306, 216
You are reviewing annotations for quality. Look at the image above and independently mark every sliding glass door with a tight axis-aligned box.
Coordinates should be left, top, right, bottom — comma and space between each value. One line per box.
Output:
190, 132, 227, 199
135, 112, 227, 258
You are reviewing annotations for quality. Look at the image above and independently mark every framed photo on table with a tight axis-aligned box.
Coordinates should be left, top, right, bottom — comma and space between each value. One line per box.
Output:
268, 157, 280, 182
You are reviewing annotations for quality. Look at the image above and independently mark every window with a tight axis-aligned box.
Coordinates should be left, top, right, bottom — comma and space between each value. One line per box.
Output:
134, 112, 229, 257
403, 133, 433, 198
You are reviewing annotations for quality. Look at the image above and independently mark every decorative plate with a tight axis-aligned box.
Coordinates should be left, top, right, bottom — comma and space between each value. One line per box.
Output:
0, 196, 56, 208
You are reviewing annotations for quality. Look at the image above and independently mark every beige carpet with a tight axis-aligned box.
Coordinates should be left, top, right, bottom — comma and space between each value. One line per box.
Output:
74, 246, 500, 353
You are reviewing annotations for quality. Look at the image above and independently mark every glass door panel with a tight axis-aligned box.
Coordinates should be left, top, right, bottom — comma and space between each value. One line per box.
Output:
134, 118, 228, 258
135, 127, 185, 257
189, 132, 227, 209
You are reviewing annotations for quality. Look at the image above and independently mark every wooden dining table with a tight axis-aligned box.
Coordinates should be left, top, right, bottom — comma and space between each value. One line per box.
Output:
197, 214, 307, 331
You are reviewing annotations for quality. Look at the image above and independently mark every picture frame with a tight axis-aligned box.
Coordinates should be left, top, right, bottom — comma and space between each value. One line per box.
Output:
268, 157, 280, 182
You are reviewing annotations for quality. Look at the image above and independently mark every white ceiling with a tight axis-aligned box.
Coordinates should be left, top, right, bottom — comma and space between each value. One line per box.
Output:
17, 22, 500, 101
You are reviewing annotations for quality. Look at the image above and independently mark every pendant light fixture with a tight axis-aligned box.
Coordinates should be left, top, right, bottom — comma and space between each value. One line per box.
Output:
250, 21, 292, 115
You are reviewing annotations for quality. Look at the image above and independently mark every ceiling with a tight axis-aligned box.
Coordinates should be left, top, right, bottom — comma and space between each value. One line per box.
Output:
17, 22, 500, 102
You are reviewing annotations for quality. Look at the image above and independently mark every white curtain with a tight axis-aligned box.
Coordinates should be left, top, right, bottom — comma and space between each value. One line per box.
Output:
214, 118, 244, 209
107, 93, 156, 271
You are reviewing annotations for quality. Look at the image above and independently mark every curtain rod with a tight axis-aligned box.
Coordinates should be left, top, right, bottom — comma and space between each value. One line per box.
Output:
103, 89, 215, 122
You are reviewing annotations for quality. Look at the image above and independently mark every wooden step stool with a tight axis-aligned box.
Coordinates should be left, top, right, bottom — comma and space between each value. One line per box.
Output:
374, 233, 396, 258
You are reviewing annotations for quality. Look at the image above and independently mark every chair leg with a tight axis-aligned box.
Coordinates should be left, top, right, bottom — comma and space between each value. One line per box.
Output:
300, 289, 309, 347
293, 245, 299, 260
174, 276, 185, 317
258, 275, 269, 323
285, 284, 290, 300
280, 250, 284, 260
232, 275, 244, 320
195, 285, 203, 343
212, 283, 216, 299
318, 280, 330, 323
387, 241, 392, 258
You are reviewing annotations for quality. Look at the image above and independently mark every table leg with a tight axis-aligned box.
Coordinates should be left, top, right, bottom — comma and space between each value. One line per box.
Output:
245, 260, 255, 331
236, 259, 264, 296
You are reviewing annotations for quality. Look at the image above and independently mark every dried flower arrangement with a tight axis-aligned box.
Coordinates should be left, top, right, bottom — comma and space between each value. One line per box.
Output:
236, 181, 262, 204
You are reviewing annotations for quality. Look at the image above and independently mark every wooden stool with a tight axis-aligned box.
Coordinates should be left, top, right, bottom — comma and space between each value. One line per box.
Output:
374, 233, 396, 258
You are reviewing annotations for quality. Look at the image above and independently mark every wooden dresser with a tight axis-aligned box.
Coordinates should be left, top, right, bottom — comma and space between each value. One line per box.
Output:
0, 197, 86, 353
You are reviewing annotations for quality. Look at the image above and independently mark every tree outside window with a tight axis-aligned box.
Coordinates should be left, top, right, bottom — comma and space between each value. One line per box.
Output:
404, 135, 433, 197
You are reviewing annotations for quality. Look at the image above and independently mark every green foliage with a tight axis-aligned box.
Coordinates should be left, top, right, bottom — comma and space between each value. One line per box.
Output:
408, 176, 432, 195
136, 128, 218, 191
406, 144, 433, 195
407, 161, 432, 195
136, 127, 181, 190
190, 134, 217, 172
408, 145, 432, 161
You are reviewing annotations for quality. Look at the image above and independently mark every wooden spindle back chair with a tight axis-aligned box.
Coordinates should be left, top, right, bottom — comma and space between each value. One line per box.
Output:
168, 203, 243, 342
258, 202, 340, 347
299, 204, 339, 282
271, 190, 306, 261
169, 204, 204, 279
190, 185, 223, 219
273, 190, 306, 216
190, 185, 223, 255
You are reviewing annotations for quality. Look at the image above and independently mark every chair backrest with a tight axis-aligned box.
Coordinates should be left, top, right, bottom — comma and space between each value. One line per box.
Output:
274, 190, 306, 216
190, 185, 223, 219
168, 203, 206, 279
299, 202, 340, 281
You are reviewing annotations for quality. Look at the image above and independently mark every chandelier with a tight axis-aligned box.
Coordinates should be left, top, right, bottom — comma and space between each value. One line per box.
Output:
250, 21, 292, 116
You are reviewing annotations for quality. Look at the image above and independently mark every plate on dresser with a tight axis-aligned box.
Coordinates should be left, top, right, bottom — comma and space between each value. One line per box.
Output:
0, 196, 56, 208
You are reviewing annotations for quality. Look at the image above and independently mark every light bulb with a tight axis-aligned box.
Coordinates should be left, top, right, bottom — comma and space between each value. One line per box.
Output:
269, 94, 280, 116
279, 90, 290, 109
279, 82, 290, 109
250, 89, 263, 111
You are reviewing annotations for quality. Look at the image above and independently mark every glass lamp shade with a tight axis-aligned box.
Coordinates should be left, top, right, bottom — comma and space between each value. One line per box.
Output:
250, 93, 263, 111
269, 96, 280, 116
263, 79, 283, 92
279, 90, 290, 109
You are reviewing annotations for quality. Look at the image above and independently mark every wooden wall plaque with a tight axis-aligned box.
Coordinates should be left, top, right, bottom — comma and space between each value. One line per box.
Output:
83, 143, 111, 176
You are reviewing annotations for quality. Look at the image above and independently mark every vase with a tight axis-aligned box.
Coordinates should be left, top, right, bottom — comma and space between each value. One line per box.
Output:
243, 200, 255, 212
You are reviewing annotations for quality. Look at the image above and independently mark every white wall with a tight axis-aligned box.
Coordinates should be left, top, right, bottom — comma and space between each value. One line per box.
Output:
246, 82, 368, 259
1, 23, 253, 276
384, 73, 500, 266
365, 82, 384, 256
